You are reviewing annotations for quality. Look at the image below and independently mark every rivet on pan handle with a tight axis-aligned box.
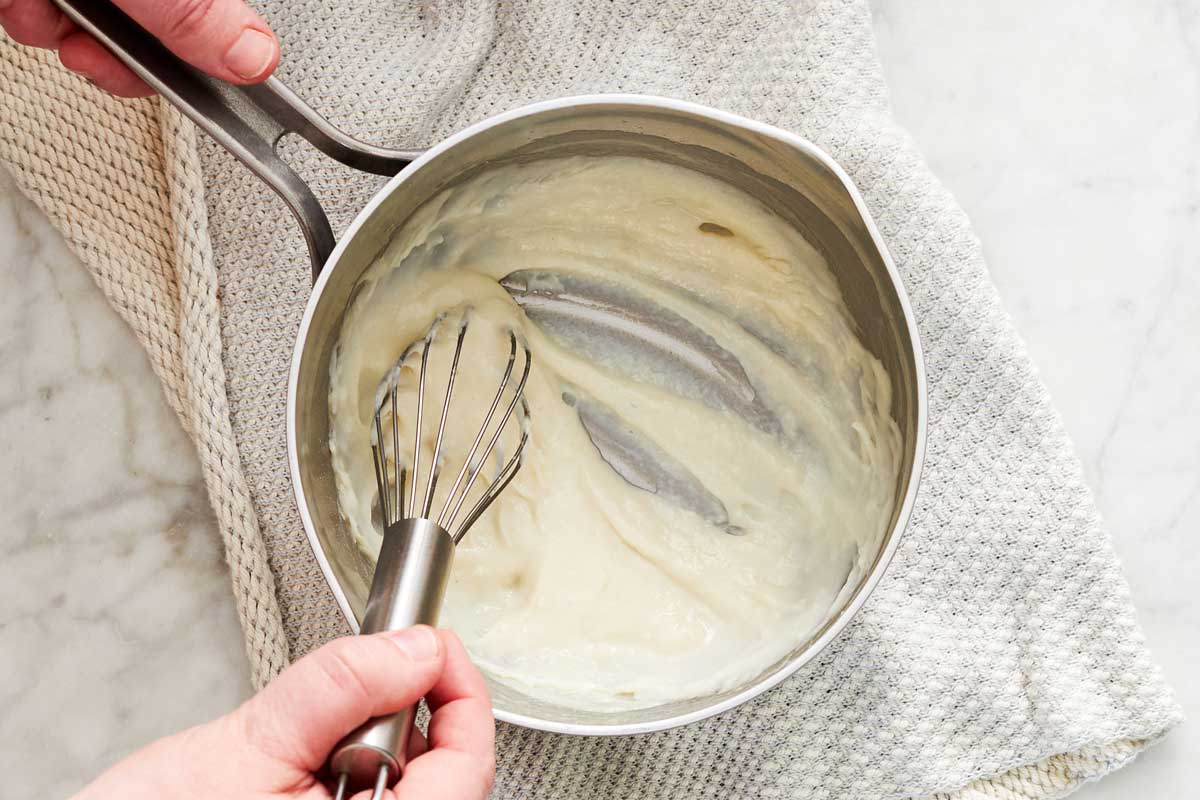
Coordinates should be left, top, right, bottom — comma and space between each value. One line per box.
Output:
49, 0, 418, 280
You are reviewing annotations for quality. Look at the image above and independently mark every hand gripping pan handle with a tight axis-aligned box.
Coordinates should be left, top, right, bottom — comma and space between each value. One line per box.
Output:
49, 0, 417, 279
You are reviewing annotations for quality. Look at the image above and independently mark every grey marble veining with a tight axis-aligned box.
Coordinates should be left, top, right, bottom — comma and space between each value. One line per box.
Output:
0, 0, 1196, 796
0, 168, 252, 797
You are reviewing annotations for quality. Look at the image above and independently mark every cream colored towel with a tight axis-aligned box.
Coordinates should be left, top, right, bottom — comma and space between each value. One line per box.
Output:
0, 1, 1180, 797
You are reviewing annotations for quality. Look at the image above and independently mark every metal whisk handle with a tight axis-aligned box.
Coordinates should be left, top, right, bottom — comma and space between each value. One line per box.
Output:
328, 518, 456, 798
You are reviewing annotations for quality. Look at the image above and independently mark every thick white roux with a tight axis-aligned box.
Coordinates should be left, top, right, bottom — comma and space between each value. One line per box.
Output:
329, 156, 900, 710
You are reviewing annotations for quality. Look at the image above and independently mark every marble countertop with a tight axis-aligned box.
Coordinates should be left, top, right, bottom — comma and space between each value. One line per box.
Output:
0, 1, 1194, 797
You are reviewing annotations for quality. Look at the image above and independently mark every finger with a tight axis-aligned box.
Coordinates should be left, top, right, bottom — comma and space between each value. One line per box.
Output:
0, 0, 74, 48
425, 630, 494, 756
396, 746, 495, 800
233, 626, 445, 771
58, 32, 152, 97
112, 0, 279, 84
394, 631, 495, 800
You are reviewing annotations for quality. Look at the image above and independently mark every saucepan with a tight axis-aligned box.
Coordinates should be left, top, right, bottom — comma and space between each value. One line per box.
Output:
57, 0, 926, 736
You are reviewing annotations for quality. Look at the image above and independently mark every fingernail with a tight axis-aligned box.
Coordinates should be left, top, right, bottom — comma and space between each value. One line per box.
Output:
388, 626, 440, 661
223, 29, 276, 80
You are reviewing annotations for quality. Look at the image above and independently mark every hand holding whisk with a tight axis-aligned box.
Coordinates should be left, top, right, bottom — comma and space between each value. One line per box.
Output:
327, 309, 531, 800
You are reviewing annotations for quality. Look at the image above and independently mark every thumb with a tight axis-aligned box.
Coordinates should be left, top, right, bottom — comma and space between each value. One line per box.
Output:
232, 626, 446, 771
113, 0, 279, 83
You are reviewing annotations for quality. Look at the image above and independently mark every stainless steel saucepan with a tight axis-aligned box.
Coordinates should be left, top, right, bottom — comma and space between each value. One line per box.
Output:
56, 0, 926, 737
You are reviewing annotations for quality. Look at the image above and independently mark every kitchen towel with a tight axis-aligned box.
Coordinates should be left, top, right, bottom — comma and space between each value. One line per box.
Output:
0, 1, 1181, 798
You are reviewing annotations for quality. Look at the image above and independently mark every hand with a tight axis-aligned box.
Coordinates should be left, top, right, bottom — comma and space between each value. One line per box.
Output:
73, 627, 497, 800
0, 0, 279, 96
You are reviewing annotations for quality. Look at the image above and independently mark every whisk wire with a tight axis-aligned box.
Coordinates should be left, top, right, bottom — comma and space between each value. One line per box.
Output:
371, 413, 390, 526
436, 332, 517, 528
422, 318, 468, 518
333, 772, 350, 800
391, 385, 401, 523
454, 408, 530, 542
443, 343, 533, 532
408, 327, 433, 518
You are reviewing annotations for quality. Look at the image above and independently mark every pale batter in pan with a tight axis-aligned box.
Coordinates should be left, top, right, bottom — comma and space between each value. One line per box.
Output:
328, 156, 901, 711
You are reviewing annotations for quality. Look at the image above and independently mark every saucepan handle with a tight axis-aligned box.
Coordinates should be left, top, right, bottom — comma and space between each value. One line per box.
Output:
49, 0, 418, 279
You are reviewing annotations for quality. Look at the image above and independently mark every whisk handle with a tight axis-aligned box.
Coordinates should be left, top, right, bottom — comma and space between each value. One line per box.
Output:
328, 518, 456, 795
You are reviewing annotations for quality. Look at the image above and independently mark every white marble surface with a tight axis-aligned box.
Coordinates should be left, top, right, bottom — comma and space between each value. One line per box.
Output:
0, 1, 1195, 796
873, 2, 1198, 796
0, 168, 253, 797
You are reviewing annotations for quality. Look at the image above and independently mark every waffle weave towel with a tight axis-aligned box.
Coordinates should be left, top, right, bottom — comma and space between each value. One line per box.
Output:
0, 2, 1180, 797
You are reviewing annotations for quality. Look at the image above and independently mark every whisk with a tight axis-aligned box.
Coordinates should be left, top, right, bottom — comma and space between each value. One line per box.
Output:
328, 311, 531, 800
